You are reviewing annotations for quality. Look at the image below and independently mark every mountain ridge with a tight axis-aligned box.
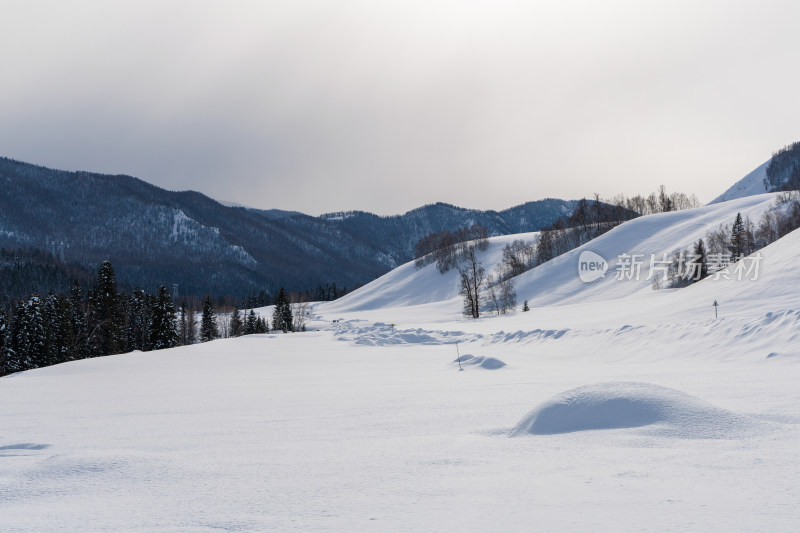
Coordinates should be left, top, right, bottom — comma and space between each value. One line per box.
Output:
0, 156, 578, 297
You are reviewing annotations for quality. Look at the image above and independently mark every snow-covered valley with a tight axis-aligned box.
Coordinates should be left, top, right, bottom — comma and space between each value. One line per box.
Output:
2, 193, 800, 532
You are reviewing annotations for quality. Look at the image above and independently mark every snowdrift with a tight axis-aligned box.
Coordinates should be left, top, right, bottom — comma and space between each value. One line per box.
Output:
453, 354, 507, 370
509, 382, 755, 438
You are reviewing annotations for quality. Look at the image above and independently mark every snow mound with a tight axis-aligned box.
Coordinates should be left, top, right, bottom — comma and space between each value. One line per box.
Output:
454, 355, 506, 369
766, 351, 799, 359
509, 382, 754, 438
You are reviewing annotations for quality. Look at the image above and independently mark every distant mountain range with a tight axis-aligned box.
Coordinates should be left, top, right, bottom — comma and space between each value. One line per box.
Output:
0, 157, 578, 297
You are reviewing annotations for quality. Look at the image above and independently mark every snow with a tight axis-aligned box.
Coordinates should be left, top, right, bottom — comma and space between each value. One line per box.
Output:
325, 232, 538, 312
3, 199, 800, 531
710, 160, 770, 204
453, 354, 507, 370
509, 382, 758, 438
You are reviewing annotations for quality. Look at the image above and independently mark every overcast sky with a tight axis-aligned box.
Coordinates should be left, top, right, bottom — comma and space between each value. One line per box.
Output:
2, 1, 799, 215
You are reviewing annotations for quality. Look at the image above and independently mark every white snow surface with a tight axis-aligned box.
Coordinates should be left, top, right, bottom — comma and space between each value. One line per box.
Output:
3, 200, 800, 531
710, 160, 770, 204
324, 232, 538, 313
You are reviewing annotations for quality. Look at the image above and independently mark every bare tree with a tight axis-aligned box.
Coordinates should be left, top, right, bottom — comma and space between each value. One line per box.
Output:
499, 279, 517, 314
291, 295, 312, 332
457, 246, 486, 319
500, 239, 536, 280
485, 275, 501, 316
646, 192, 659, 214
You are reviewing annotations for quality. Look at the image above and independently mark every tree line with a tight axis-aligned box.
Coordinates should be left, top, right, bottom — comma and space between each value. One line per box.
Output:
414, 224, 489, 273
765, 142, 800, 192
0, 260, 318, 377
665, 192, 800, 287
410, 186, 702, 318
536, 186, 700, 266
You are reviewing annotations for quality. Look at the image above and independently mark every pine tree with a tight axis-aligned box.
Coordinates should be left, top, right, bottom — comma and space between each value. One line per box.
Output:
15, 296, 46, 370
272, 288, 293, 332
245, 309, 258, 335
88, 261, 122, 356
522, 300, 530, 312
42, 292, 72, 366
117, 292, 131, 354
149, 285, 178, 350
200, 296, 219, 342
691, 239, 709, 282
42, 292, 59, 366
729, 213, 745, 261
69, 281, 89, 358
186, 306, 197, 345
55, 294, 76, 363
0, 310, 8, 376
230, 307, 243, 337
7, 302, 25, 373
126, 289, 150, 351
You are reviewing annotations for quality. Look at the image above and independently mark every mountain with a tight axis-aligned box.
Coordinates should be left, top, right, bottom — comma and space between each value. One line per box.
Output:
711, 142, 800, 204
0, 157, 577, 297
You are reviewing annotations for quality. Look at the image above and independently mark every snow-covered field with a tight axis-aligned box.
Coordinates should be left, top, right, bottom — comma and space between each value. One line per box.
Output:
2, 195, 800, 532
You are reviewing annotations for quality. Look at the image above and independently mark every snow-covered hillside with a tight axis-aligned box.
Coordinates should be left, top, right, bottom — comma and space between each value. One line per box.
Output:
324, 232, 538, 313
513, 193, 778, 307
322, 193, 778, 316
710, 160, 770, 204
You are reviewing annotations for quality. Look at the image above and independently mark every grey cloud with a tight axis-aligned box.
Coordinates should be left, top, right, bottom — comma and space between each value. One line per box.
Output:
2, 0, 800, 215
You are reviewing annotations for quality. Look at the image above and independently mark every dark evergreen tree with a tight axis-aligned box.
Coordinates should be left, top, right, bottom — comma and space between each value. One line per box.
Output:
691, 239, 709, 282
14, 296, 46, 370
55, 293, 76, 363
0, 310, 8, 376
729, 213, 746, 261
126, 289, 150, 351
186, 306, 197, 345
522, 300, 530, 312
257, 290, 271, 307
245, 309, 258, 335
88, 261, 123, 356
230, 307, 243, 337
42, 292, 59, 366
149, 285, 178, 350
7, 302, 25, 373
256, 317, 268, 334
42, 292, 71, 366
69, 281, 89, 358
200, 296, 219, 342
272, 288, 293, 332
